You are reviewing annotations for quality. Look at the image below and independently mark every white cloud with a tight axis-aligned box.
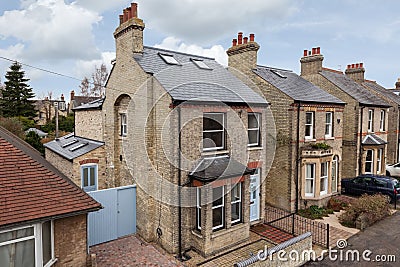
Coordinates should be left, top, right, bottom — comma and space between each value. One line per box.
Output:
137, 0, 298, 44
154, 37, 228, 66
0, 0, 102, 62
74, 51, 115, 79
71, 0, 127, 13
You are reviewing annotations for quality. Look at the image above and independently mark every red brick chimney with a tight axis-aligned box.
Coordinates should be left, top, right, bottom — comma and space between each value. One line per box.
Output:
70, 90, 75, 101
114, 2, 145, 58
345, 62, 365, 83
395, 78, 400, 89
300, 47, 323, 76
227, 32, 260, 74
61, 94, 65, 101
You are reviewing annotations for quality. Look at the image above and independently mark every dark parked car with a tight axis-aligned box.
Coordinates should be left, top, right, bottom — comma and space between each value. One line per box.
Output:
341, 174, 400, 202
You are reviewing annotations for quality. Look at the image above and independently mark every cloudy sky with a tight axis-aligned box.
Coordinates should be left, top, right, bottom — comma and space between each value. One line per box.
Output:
0, 0, 399, 101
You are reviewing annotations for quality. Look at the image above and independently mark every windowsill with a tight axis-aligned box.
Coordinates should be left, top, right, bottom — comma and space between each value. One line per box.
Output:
201, 150, 229, 157
304, 138, 316, 142
45, 258, 58, 267
247, 146, 263, 151
191, 229, 203, 239
303, 193, 332, 200
324, 137, 335, 140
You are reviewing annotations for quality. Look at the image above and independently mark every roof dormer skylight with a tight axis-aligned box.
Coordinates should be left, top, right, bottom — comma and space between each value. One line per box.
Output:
191, 58, 212, 70
159, 53, 180, 65
270, 69, 287, 78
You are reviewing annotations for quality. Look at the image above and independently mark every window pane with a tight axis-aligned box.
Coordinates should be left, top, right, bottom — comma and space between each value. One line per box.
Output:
212, 187, 223, 207
0, 227, 34, 243
248, 129, 259, 145
248, 114, 258, 129
305, 126, 311, 137
231, 203, 240, 223
0, 239, 35, 267
231, 184, 241, 202
321, 178, 326, 192
42, 221, 52, 265
203, 114, 224, 131
212, 207, 223, 229
366, 150, 373, 161
326, 113, 331, 123
306, 164, 314, 178
89, 167, 96, 186
306, 179, 314, 194
306, 113, 313, 124
203, 131, 223, 149
83, 168, 89, 187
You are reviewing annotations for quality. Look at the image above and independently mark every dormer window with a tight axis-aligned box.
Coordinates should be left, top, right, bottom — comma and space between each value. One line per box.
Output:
159, 53, 179, 65
191, 59, 212, 70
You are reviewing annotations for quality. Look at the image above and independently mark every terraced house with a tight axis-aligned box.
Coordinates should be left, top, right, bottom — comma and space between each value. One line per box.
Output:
55, 3, 274, 258
227, 35, 345, 211
300, 48, 391, 178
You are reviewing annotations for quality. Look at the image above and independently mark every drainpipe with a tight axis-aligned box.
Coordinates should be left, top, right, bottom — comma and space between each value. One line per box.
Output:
358, 106, 365, 175
295, 101, 301, 213
177, 105, 183, 260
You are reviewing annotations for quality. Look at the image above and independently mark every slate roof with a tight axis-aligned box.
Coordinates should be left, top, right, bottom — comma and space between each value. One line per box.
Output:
320, 70, 391, 107
134, 46, 267, 105
362, 80, 400, 106
44, 133, 104, 161
73, 97, 105, 111
253, 66, 345, 104
72, 96, 102, 109
189, 156, 254, 182
362, 134, 387, 145
0, 127, 101, 229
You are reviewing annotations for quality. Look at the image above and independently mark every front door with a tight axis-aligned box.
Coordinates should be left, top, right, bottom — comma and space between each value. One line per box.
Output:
250, 169, 260, 222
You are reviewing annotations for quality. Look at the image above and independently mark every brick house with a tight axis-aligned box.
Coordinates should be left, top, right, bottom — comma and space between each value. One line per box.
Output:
33, 94, 68, 125
344, 63, 400, 164
226, 34, 345, 211
0, 126, 101, 267
300, 48, 391, 178
77, 2, 271, 257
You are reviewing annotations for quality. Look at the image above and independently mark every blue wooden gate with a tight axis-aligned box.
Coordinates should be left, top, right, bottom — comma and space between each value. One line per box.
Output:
88, 185, 136, 246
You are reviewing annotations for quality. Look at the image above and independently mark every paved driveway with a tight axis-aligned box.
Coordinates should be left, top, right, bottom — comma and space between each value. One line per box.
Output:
90, 234, 183, 267
305, 212, 400, 266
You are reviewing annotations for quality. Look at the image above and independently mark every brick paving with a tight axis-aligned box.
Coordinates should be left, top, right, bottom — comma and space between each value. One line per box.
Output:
251, 224, 294, 243
90, 234, 183, 267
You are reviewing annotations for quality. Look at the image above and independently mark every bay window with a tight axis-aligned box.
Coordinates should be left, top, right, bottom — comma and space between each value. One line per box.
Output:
320, 162, 328, 195
305, 163, 315, 197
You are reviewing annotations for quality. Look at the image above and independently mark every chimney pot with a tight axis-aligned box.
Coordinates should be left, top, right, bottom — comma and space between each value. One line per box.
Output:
355, 63, 359, 68
360, 63, 363, 68
61, 94, 64, 101
123, 9, 129, 23
131, 3, 138, 18
71, 90, 75, 100
303, 50, 308, 57
312, 48, 316, 55
316, 47, 320, 54
119, 14, 124, 25
351, 64, 355, 69
249, 33, 255, 42
232, 38, 237, 46
127, 7, 132, 20
347, 64, 351, 69
243, 37, 248, 44
238, 32, 243, 45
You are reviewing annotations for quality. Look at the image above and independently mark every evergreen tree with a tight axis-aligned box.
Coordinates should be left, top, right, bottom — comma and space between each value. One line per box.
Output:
0, 62, 36, 118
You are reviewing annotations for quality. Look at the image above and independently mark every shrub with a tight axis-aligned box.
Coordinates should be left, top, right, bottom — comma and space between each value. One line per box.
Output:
327, 197, 349, 212
310, 142, 331, 150
339, 194, 391, 230
298, 205, 333, 220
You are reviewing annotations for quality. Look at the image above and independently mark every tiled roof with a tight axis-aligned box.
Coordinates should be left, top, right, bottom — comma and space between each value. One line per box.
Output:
0, 127, 101, 229
73, 97, 104, 111
253, 66, 345, 104
189, 156, 254, 182
362, 80, 400, 106
320, 70, 391, 107
362, 134, 387, 145
134, 46, 268, 105
44, 133, 104, 161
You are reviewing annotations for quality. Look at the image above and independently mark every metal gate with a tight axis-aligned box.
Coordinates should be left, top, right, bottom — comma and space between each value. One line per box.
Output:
88, 185, 136, 246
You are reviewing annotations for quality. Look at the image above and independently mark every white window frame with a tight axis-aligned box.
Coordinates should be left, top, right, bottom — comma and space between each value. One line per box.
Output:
212, 186, 224, 231
320, 162, 329, 195
365, 149, 374, 174
379, 110, 385, 131
203, 113, 225, 151
377, 148, 383, 174
0, 222, 55, 267
196, 187, 201, 230
325, 112, 333, 138
305, 112, 314, 140
305, 163, 315, 197
120, 113, 127, 137
368, 109, 374, 132
81, 164, 98, 192
231, 183, 242, 224
248, 113, 260, 147
58, 102, 66, 111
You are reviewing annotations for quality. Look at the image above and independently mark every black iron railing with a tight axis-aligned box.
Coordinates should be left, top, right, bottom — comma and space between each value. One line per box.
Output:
265, 206, 330, 248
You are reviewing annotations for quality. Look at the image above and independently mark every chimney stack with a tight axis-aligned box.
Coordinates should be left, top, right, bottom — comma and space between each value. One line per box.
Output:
227, 31, 260, 74
70, 90, 75, 101
61, 94, 64, 101
345, 62, 365, 83
300, 47, 324, 76
114, 3, 145, 57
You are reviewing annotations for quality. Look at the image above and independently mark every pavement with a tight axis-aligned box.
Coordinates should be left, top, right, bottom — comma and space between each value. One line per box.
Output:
305, 211, 400, 266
